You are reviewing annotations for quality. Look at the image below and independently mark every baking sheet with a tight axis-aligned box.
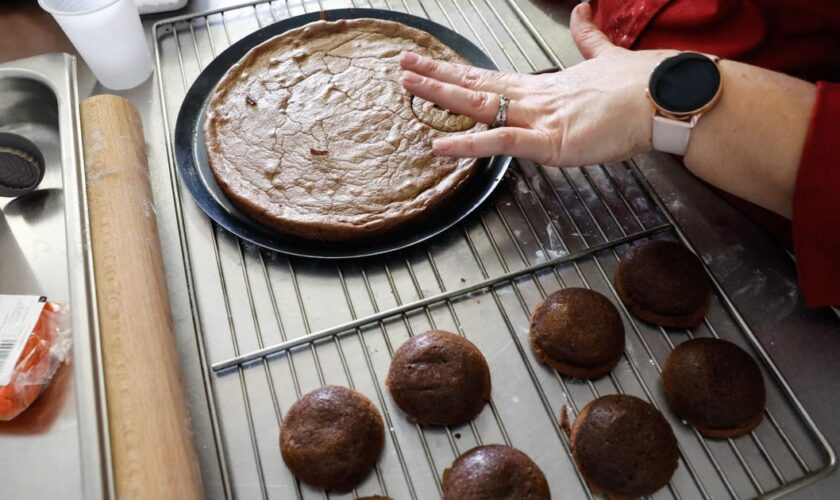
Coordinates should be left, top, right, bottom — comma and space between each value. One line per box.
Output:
152, 1, 835, 498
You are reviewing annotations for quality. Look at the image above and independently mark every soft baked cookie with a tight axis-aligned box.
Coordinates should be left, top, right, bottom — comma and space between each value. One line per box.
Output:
386, 330, 491, 425
529, 288, 625, 378
614, 240, 711, 328
664, 337, 766, 438
571, 395, 679, 498
280, 385, 384, 491
443, 445, 550, 500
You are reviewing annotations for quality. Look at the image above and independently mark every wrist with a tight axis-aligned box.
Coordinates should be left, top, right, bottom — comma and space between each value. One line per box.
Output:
631, 50, 678, 155
646, 51, 722, 156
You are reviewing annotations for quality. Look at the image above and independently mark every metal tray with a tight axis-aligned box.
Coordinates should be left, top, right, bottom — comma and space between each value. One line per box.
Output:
0, 53, 111, 500
174, 8, 511, 258
153, 1, 835, 498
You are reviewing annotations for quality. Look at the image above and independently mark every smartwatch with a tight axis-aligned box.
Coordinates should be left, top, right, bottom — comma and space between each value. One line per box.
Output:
647, 52, 722, 156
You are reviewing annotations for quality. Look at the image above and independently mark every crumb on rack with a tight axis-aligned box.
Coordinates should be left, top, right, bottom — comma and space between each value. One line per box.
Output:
559, 404, 570, 435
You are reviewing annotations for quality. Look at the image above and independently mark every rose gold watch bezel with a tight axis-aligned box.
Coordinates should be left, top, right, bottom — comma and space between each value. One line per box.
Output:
645, 54, 723, 122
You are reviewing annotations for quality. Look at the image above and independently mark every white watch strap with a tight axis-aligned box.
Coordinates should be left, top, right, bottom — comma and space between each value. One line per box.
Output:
652, 115, 695, 156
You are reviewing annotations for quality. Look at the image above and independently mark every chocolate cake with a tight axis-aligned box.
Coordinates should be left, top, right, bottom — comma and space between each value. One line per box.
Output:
614, 240, 711, 328
386, 330, 491, 425
442, 445, 550, 500
529, 288, 625, 378
279, 385, 384, 491
664, 338, 766, 438
204, 18, 484, 241
571, 395, 679, 498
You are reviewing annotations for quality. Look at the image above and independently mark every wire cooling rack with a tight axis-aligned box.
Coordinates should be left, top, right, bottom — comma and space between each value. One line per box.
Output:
153, 1, 835, 498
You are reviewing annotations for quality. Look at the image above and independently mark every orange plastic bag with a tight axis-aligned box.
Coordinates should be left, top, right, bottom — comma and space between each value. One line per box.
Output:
0, 300, 71, 421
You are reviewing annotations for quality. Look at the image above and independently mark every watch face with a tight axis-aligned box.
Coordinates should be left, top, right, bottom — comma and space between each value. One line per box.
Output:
649, 52, 721, 115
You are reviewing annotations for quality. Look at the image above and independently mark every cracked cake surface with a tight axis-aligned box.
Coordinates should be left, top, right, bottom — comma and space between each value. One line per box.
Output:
204, 18, 484, 241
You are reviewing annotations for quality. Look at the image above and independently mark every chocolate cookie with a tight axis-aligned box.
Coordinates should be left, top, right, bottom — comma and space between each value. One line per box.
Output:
571, 395, 679, 498
280, 385, 384, 491
614, 240, 711, 328
204, 18, 484, 241
529, 288, 625, 378
386, 330, 491, 425
664, 338, 766, 438
443, 445, 550, 500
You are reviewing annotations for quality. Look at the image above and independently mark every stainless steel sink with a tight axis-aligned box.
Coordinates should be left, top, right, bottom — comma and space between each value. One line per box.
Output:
0, 53, 111, 500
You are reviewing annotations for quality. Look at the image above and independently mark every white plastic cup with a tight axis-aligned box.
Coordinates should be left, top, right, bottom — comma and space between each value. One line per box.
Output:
38, 0, 153, 90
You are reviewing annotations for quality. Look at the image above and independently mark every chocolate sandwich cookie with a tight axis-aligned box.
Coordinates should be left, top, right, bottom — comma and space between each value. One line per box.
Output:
614, 240, 711, 328
664, 337, 766, 438
571, 395, 679, 498
529, 288, 625, 378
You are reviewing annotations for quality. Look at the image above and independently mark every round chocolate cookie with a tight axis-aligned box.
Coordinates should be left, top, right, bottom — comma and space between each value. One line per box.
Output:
442, 445, 550, 500
386, 330, 491, 425
204, 19, 485, 242
280, 385, 384, 491
571, 395, 679, 498
614, 240, 711, 328
529, 288, 625, 378
664, 338, 765, 438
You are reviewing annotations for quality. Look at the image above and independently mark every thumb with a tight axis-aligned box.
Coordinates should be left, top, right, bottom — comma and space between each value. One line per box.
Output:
571, 3, 615, 59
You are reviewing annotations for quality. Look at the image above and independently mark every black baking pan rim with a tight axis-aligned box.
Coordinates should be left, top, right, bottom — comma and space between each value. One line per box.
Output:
174, 7, 512, 259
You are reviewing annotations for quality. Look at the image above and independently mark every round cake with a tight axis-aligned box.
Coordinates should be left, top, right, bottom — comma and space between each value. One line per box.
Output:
386, 330, 491, 425
614, 240, 711, 328
279, 385, 384, 491
571, 395, 679, 498
204, 18, 484, 241
664, 338, 766, 438
529, 288, 625, 378
442, 445, 550, 500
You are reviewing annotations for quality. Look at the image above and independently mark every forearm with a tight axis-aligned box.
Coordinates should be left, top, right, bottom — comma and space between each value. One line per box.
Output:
683, 60, 816, 218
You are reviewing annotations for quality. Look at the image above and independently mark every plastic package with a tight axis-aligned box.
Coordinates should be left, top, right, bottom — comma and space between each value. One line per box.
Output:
0, 301, 71, 421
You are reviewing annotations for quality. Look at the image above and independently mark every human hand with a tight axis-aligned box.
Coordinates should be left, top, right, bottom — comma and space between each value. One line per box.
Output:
400, 3, 677, 167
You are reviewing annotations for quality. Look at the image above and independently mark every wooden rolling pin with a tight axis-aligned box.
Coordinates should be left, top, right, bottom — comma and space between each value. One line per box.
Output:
80, 95, 203, 500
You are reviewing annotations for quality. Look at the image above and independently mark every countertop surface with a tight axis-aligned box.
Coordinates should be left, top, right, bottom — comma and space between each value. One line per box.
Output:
2, 1, 839, 498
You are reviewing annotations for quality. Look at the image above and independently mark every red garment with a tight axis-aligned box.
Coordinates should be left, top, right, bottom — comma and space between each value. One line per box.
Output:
592, 0, 840, 306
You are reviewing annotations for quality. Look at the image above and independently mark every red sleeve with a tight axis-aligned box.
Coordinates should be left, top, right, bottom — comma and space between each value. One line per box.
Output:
592, 0, 672, 49
592, 0, 767, 59
792, 81, 840, 307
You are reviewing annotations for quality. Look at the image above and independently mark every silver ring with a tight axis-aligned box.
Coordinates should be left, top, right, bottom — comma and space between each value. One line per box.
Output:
491, 94, 510, 129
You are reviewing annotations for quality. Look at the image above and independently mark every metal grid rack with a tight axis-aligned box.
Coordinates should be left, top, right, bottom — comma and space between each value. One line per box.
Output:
153, 1, 835, 498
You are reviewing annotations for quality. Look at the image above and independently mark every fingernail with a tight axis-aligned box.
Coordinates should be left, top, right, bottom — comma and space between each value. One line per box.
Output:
402, 71, 422, 84
401, 51, 420, 64
576, 2, 592, 19
433, 137, 453, 153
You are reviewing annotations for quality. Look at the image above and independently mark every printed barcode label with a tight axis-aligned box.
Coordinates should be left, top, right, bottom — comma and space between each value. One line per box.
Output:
0, 339, 16, 365
0, 296, 47, 386
0, 339, 15, 377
